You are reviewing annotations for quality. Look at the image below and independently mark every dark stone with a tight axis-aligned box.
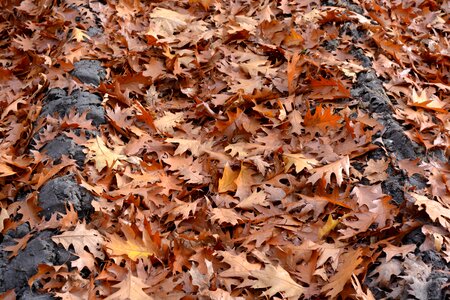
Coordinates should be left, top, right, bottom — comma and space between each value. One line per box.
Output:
40, 88, 106, 126
403, 227, 425, 246
420, 250, 447, 270
0, 231, 73, 297
5, 223, 31, 240
38, 175, 94, 220
21, 290, 56, 300
339, 21, 367, 42
382, 172, 406, 204
321, 0, 364, 14
408, 173, 428, 190
87, 26, 102, 37
323, 39, 340, 51
71, 60, 106, 86
350, 46, 372, 67
352, 71, 421, 161
41, 135, 86, 166
426, 271, 450, 300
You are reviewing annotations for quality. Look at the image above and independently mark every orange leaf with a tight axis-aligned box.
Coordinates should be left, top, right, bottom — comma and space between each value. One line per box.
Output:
218, 163, 239, 193
304, 105, 342, 135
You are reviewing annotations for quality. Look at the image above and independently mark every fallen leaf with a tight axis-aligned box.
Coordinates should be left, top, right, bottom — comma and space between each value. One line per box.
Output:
308, 156, 350, 186
251, 264, 305, 299
105, 270, 153, 300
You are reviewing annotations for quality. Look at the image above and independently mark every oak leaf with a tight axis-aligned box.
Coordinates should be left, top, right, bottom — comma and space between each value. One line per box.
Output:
3, 232, 32, 258
308, 155, 350, 186
322, 249, 363, 298
166, 138, 212, 157
52, 222, 106, 259
309, 76, 351, 100
383, 243, 416, 263
304, 105, 342, 135
154, 111, 184, 134
106, 223, 160, 261
105, 271, 153, 300
218, 163, 239, 193
147, 7, 192, 39
210, 208, 242, 225
71, 27, 90, 42
218, 251, 261, 278
412, 192, 450, 229
283, 153, 318, 173
106, 234, 156, 261
236, 190, 269, 209
251, 264, 305, 299
85, 136, 140, 171
409, 88, 446, 113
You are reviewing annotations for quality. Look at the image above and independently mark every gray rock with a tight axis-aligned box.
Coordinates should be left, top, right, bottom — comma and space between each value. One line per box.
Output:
71, 60, 106, 86
41, 88, 106, 127
38, 175, 94, 220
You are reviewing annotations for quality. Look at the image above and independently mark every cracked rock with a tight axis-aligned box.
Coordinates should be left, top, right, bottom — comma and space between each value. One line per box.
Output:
38, 175, 94, 220
71, 60, 106, 86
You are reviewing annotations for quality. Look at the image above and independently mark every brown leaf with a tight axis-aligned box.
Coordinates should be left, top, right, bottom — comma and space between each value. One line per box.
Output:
105, 270, 153, 300
308, 156, 350, 186
251, 264, 305, 299
322, 249, 363, 298
52, 221, 105, 259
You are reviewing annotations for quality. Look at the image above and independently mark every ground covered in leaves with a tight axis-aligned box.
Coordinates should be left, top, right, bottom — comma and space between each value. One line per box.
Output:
0, 0, 449, 299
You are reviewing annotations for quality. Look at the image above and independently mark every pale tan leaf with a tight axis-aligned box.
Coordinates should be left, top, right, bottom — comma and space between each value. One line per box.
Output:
308, 156, 350, 186
166, 138, 212, 157
322, 249, 363, 298
210, 208, 242, 225
105, 271, 153, 300
154, 111, 184, 134
52, 222, 105, 259
236, 190, 269, 209
412, 192, 450, 229
251, 264, 304, 299
218, 251, 261, 278
85, 136, 140, 171
283, 153, 318, 173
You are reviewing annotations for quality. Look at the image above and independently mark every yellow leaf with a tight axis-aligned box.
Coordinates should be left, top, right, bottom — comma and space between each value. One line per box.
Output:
72, 27, 90, 42
283, 153, 318, 173
86, 136, 129, 171
409, 88, 446, 113
318, 214, 340, 239
218, 163, 239, 193
106, 234, 155, 261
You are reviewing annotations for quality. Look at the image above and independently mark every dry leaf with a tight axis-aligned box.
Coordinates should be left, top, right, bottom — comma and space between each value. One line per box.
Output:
251, 264, 305, 299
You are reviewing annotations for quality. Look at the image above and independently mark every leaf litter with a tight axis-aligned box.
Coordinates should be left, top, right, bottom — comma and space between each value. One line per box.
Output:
0, 0, 449, 299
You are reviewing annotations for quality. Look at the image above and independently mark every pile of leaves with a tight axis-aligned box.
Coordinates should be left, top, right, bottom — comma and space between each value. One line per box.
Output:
0, 0, 448, 298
